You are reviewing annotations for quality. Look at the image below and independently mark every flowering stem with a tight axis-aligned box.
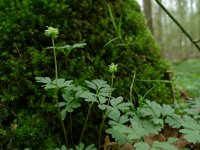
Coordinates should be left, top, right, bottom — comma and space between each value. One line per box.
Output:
108, 72, 114, 104
80, 102, 94, 142
98, 72, 115, 149
52, 37, 69, 147
98, 113, 106, 150
69, 113, 74, 145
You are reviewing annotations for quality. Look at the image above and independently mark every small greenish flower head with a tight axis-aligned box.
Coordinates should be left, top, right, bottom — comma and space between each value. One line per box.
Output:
109, 63, 118, 73
44, 26, 59, 38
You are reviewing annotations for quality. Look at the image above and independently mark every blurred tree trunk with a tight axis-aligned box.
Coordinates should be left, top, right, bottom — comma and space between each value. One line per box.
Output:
197, 0, 200, 31
154, 0, 162, 44
177, 0, 187, 58
190, 0, 194, 14
198, 0, 200, 12
190, 0, 194, 52
143, 0, 153, 34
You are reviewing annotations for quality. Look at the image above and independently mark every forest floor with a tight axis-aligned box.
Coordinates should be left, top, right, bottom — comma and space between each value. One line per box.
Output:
172, 58, 200, 99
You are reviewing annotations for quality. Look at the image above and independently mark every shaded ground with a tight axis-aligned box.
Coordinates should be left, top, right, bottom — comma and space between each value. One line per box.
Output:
172, 58, 200, 98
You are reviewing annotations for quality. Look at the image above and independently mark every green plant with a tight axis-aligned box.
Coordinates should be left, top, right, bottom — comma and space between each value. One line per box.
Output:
35, 32, 134, 148
106, 98, 200, 149
36, 27, 131, 149
74, 143, 96, 150
105, 4, 123, 46
54, 143, 96, 150
36, 26, 86, 146
134, 138, 178, 150
173, 58, 200, 98
180, 116, 200, 144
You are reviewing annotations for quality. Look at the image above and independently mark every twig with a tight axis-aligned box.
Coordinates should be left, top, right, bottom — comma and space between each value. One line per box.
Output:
135, 79, 174, 83
129, 71, 136, 102
194, 39, 200, 44
154, 0, 200, 52
14, 43, 22, 59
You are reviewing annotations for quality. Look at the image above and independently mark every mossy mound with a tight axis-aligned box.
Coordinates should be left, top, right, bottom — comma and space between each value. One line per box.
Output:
0, 0, 172, 103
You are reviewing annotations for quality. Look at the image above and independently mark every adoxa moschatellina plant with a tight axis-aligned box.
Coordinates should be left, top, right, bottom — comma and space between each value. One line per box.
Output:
36, 26, 86, 146
45, 26, 68, 146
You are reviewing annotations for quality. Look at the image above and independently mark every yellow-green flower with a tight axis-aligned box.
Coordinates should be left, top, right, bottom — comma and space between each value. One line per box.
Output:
109, 63, 118, 73
44, 26, 59, 38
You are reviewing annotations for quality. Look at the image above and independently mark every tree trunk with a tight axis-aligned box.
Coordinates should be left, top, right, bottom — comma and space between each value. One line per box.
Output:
155, 0, 163, 44
143, 0, 153, 33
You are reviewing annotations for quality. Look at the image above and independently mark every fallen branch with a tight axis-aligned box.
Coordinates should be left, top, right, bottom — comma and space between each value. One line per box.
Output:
154, 0, 200, 52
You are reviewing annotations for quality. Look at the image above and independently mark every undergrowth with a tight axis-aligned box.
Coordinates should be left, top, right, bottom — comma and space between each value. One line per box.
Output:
173, 58, 200, 98
33, 27, 200, 150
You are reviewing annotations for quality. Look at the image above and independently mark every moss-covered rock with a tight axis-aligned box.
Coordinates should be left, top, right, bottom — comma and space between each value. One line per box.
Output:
0, 0, 172, 103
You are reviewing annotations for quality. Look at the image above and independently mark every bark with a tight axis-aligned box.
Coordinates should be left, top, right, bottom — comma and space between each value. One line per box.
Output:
155, 0, 162, 44
143, 0, 153, 33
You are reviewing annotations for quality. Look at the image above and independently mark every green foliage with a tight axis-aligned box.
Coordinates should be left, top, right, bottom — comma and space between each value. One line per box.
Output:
59, 91, 81, 120
173, 58, 200, 98
134, 139, 178, 150
74, 143, 96, 150
47, 43, 87, 57
36, 77, 74, 90
54, 143, 96, 150
107, 4, 122, 41
0, 113, 60, 149
107, 99, 200, 147
54, 145, 71, 150
180, 116, 200, 144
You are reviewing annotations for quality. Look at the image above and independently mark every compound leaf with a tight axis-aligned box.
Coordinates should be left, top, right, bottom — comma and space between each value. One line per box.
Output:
110, 97, 123, 106
152, 141, 178, 150
108, 107, 121, 121
106, 128, 130, 144
165, 114, 182, 128
161, 104, 174, 117
80, 91, 98, 103
134, 142, 150, 150
180, 116, 200, 143
35, 77, 51, 84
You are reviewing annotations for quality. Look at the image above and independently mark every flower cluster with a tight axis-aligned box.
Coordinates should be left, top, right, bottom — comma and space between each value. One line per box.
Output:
109, 63, 118, 73
44, 26, 59, 38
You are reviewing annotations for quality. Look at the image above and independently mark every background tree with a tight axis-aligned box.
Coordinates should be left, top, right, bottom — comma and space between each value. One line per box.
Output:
140, 0, 200, 61
143, 0, 153, 33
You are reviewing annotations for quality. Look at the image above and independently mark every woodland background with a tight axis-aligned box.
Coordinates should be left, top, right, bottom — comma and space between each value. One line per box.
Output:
139, 0, 200, 61
139, 0, 200, 98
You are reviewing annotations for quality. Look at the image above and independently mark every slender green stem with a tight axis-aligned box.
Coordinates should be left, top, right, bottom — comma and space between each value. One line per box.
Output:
98, 72, 115, 149
98, 114, 106, 150
52, 37, 69, 147
108, 73, 114, 104
79, 102, 94, 142
129, 71, 136, 103
52, 38, 58, 81
69, 113, 74, 145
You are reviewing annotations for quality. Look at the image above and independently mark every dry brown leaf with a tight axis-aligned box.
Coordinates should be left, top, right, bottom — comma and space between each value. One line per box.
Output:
102, 136, 134, 150
174, 138, 189, 149
144, 133, 166, 145
162, 125, 179, 138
